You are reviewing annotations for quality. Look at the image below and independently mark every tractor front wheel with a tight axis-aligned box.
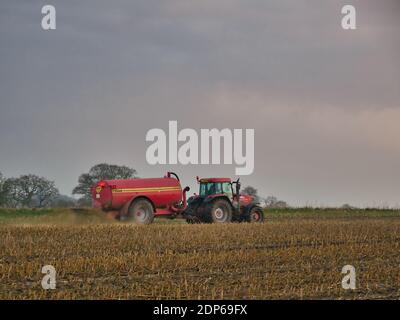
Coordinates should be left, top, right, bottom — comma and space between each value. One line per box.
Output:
128, 199, 155, 225
209, 199, 233, 223
247, 206, 264, 223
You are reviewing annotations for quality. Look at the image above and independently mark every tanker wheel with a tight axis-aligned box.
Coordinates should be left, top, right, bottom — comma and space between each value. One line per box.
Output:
128, 199, 154, 225
209, 199, 233, 223
247, 207, 264, 223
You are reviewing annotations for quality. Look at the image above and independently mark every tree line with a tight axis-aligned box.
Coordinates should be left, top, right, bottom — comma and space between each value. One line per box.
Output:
0, 164, 137, 208
0, 163, 285, 208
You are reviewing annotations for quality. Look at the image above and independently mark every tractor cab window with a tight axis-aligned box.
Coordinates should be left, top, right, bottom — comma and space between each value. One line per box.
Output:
200, 182, 222, 196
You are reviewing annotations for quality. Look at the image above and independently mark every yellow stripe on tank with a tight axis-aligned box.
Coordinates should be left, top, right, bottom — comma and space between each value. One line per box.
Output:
112, 186, 182, 193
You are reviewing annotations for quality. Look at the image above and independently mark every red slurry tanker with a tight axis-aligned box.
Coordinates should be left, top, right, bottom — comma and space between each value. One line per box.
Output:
92, 172, 190, 224
92, 172, 264, 224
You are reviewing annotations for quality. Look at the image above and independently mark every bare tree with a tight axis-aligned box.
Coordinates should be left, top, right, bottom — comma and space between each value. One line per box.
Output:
265, 196, 278, 207
34, 178, 59, 207
264, 195, 288, 208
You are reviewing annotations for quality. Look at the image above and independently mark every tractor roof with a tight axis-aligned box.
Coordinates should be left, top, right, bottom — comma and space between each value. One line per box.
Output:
199, 178, 231, 183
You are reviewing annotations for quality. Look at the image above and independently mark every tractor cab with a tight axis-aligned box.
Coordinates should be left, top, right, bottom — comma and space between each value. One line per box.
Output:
197, 177, 254, 208
198, 178, 234, 199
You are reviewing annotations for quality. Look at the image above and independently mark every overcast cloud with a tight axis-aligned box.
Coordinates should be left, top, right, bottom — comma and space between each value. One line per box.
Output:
0, 0, 399, 207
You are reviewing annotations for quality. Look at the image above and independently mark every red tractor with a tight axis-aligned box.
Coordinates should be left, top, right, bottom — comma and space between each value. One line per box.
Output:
183, 177, 264, 223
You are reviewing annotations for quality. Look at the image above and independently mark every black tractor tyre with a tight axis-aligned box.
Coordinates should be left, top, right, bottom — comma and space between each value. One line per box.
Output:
246, 206, 265, 223
186, 217, 202, 224
208, 199, 233, 223
128, 199, 155, 225
183, 205, 202, 224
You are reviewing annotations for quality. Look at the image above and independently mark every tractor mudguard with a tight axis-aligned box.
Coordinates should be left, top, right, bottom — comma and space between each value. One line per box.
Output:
242, 203, 261, 215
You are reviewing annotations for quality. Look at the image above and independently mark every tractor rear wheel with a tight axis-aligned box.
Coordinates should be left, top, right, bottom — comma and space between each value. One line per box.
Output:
128, 199, 154, 225
247, 206, 264, 223
209, 199, 233, 223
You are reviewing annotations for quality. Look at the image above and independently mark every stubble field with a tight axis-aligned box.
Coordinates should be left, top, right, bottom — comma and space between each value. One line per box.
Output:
0, 208, 399, 299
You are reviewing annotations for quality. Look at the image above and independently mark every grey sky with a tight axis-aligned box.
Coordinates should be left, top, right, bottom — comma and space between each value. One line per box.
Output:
1, 1, 399, 207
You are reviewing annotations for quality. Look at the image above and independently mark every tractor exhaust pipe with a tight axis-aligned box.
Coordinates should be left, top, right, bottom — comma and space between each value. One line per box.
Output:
235, 179, 241, 212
